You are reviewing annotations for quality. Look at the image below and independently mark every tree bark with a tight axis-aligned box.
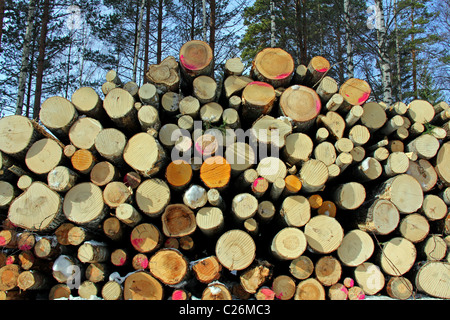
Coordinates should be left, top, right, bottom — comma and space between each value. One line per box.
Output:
344, 0, 354, 78
33, 0, 50, 120
209, 0, 215, 73
16, 0, 37, 116
157, 0, 163, 63
374, 0, 393, 105
143, 0, 150, 82
0, 0, 4, 52
132, 0, 146, 83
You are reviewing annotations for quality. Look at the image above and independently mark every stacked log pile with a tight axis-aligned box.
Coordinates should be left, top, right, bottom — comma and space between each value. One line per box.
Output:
0, 40, 449, 301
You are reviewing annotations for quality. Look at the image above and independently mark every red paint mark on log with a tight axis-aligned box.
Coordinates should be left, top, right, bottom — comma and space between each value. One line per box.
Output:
358, 91, 370, 104
19, 244, 32, 251
316, 99, 322, 113
180, 55, 199, 71
172, 290, 184, 300
134, 255, 149, 269
248, 81, 273, 88
260, 288, 275, 300
131, 238, 143, 248
253, 177, 265, 189
274, 72, 291, 79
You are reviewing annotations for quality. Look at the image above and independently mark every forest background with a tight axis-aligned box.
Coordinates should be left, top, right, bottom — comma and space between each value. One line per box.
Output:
1, 0, 449, 119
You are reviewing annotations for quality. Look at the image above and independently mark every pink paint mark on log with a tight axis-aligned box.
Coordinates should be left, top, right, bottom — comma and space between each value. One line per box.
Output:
346, 278, 354, 288
0, 237, 6, 246
119, 257, 126, 266
140, 258, 149, 269
274, 72, 291, 79
316, 99, 322, 113
260, 288, 275, 300
180, 54, 199, 71
316, 67, 329, 73
358, 91, 370, 104
195, 142, 204, 155
249, 81, 273, 88
358, 292, 366, 300
275, 292, 283, 299
252, 177, 264, 189
131, 238, 143, 248
19, 244, 32, 251
340, 286, 349, 294
172, 290, 184, 300
6, 256, 14, 265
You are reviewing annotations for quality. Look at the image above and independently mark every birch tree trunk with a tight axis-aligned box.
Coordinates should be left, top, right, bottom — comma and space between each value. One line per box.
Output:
375, 0, 393, 106
344, 0, 354, 78
132, 0, 146, 83
394, 0, 402, 101
202, 0, 207, 42
15, 0, 37, 116
270, 0, 276, 48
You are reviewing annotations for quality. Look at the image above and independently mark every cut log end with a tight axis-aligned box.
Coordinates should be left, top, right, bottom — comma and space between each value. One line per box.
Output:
130, 223, 162, 253
339, 78, 371, 107
8, 182, 63, 232
123, 271, 163, 300
161, 204, 196, 238
280, 85, 321, 131
179, 40, 213, 77
252, 47, 294, 87
200, 156, 231, 189
215, 230, 256, 271
149, 249, 188, 286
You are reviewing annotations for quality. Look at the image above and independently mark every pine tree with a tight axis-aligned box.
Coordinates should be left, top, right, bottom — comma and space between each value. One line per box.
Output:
394, 0, 440, 102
